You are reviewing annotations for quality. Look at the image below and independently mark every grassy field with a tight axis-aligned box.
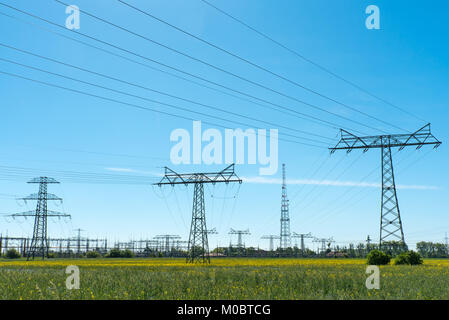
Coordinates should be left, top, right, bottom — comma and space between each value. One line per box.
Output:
1, 258, 449, 300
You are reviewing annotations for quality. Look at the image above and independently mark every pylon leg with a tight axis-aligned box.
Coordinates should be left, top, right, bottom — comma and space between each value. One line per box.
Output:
27, 181, 49, 260
380, 140, 405, 247
187, 183, 210, 263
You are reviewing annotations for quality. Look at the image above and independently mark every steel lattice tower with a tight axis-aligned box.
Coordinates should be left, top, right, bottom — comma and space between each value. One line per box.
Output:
155, 164, 241, 263
280, 164, 291, 249
261, 235, 279, 251
229, 229, 250, 248
330, 124, 441, 248
292, 232, 313, 252
11, 177, 70, 260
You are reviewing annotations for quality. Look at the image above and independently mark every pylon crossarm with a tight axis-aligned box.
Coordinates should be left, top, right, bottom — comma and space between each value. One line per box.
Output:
20, 193, 62, 201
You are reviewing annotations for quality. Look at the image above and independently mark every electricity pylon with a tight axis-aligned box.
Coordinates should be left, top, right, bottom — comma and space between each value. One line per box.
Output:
229, 229, 250, 248
73, 228, 86, 255
261, 235, 280, 251
10, 177, 70, 260
155, 164, 241, 263
280, 163, 291, 249
292, 232, 313, 252
313, 237, 334, 254
154, 235, 181, 253
330, 123, 441, 248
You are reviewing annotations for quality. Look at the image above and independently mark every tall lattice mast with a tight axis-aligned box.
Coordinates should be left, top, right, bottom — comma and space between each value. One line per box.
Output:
11, 177, 70, 260
330, 124, 441, 248
280, 164, 291, 249
155, 164, 241, 263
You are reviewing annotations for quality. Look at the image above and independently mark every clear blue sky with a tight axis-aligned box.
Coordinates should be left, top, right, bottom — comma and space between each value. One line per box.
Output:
0, 0, 447, 250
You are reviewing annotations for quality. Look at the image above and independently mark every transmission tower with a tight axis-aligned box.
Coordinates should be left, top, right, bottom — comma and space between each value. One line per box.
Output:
292, 232, 313, 252
154, 235, 181, 253
10, 177, 70, 260
313, 237, 334, 254
261, 235, 280, 251
206, 228, 218, 235
229, 229, 250, 248
73, 228, 86, 255
155, 164, 241, 263
280, 163, 291, 249
330, 123, 441, 248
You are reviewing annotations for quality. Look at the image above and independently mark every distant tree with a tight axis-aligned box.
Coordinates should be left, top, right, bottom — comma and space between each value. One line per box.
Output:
367, 249, 391, 265
5, 249, 21, 259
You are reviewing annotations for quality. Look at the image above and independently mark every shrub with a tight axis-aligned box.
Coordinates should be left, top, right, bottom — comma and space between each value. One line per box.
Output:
5, 249, 21, 259
394, 251, 423, 265
86, 251, 101, 258
367, 249, 391, 265
122, 249, 134, 258
106, 248, 123, 258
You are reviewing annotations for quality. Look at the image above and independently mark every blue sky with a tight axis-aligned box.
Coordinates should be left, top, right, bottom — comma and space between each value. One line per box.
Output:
0, 0, 447, 250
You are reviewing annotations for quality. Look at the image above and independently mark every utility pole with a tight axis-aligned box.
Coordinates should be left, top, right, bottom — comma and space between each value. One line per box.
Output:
261, 235, 280, 251
292, 232, 313, 253
229, 229, 250, 248
10, 177, 70, 260
330, 124, 441, 248
155, 164, 241, 263
280, 164, 291, 249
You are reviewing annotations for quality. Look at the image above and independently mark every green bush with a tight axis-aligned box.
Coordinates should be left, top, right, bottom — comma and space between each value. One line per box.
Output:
367, 249, 391, 265
394, 251, 423, 265
105, 248, 134, 258
86, 251, 101, 258
122, 249, 134, 258
5, 249, 21, 259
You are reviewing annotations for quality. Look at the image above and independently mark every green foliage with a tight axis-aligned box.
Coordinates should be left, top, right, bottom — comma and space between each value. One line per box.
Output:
5, 249, 21, 259
86, 251, 101, 258
394, 251, 423, 265
105, 248, 134, 258
367, 249, 391, 265
416, 241, 449, 258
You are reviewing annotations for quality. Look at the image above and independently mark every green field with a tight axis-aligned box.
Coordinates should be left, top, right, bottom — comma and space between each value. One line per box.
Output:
1, 258, 448, 300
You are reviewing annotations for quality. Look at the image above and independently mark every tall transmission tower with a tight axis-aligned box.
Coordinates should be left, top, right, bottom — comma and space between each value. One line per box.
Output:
280, 163, 291, 249
261, 235, 280, 251
155, 164, 241, 263
73, 228, 85, 255
154, 235, 181, 254
292, 232, 313, 252
330, 123, 441, 248
229, 229, 250, 248
10, 177, 70, 260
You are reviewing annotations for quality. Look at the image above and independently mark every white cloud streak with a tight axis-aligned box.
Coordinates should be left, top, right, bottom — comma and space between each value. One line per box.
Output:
241, 176, 439, 190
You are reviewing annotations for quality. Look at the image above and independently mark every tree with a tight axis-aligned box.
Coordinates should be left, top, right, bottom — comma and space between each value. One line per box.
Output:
367, 249, 391, 265
5, 249, 21, 259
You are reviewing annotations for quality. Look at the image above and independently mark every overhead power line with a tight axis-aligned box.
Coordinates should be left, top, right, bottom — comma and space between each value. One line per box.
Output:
0, 56, 330, 146
114, 0, 408, 133
0, 43, 333, 143
0, 69, 326, 149
50, 0, 392, 134
199, 0, 427, 124
0, 8, 371, 136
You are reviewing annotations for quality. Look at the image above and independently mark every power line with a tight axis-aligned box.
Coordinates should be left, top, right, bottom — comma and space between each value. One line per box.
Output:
49, 1, 389, 134
114, 0, 407, 133
0, 8, 369, 136
199, 0, 428, 124
0, 43, 333, 143
0, 69, 325, 148
0, 58, 329, 146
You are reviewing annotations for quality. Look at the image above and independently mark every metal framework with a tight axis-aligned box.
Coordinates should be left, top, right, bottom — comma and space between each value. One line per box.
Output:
280, 164, 291, 249
153, 234, 181, 253
313, 237, 334, 254
292, 232, 313, 252
10, 177, 70, 260
155, 164, 241, 263
330, 124, 441, 248
229, 228, 250, 248
261, 235, 280, 251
